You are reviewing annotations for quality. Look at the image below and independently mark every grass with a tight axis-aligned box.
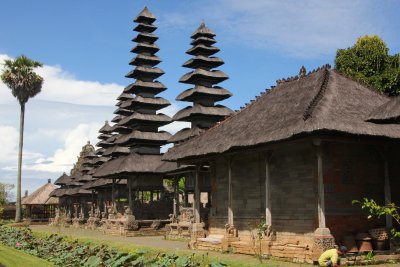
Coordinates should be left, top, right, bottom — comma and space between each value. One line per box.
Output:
0, 243, 54, 267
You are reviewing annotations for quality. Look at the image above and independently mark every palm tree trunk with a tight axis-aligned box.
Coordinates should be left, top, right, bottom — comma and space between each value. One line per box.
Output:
15, 103, 25, 222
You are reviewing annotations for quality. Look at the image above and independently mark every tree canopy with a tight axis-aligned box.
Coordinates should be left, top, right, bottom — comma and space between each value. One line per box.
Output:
0, 182, 14, 206
335, 35, 400, 96
1, 55, 43, 105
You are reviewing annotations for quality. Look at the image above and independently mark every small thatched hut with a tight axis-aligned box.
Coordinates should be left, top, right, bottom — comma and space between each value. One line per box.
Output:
163, 66, 400, 262
22, 179, 59, 222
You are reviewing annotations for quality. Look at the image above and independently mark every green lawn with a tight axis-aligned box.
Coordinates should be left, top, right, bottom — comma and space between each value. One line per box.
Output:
0, 243, 54, 267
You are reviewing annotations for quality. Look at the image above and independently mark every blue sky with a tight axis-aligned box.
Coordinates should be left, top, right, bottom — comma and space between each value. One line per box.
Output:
1, 0, 399, 198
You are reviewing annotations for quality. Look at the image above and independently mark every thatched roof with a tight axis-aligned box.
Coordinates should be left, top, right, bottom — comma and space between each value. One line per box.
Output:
120, 96, 170, 109
134, 6, 156, 24
191, 36, 216, 46
164, 68, 400, 161
180, 69, 228, 85
119, 112, 171, 127
93, 153, 176, 178
367, 96, 400, 123
22, 181, 58, 205
54, 173, 71, 186
168, 126, 204, 144
191, 22, 216, 39
131, 43, 160, 54
187, 44, 220, 56
102, 146, 130, 157
173, 104, 233, 121
176, 85, 232, 102
117, 93, 133, 101
132, 33, 158, 44
99, 121, 113, 134
183, 56, 224, 69
134, 22, 157, 33
123, 80, 166, 95
116, 130, 172, 145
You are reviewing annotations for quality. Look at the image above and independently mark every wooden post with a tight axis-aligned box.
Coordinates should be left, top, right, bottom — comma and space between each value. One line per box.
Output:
194, 165, 201, 223
265, 153, 272, 225
384, 160, 393, 228
228, 157, 233, 225
173, 177, 179, 218
112, 178, 115, 209
128, 179, 133, 211
314, 140, 326, 228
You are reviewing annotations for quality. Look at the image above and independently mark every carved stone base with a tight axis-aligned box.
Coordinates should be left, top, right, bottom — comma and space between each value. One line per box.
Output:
312, 228, 335, 261
189, 223, 206, 249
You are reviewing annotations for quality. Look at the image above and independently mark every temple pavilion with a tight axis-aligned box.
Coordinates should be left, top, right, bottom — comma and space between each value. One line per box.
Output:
163, 66, 400, 262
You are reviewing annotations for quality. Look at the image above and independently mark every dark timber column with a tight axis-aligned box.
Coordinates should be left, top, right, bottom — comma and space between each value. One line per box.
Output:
173, 176, 179, 218
128, 179, 133, 211
194, 166, 201, 223
312, 139, 334, 260
228, 157, 233, 225
112, 178, 116, 209
315, 141, 326, 228
265, 152, 272, 226
384, 159, 393, 228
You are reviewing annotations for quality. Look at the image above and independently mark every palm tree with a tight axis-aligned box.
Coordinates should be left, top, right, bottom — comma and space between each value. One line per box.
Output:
1, 55, 43, 222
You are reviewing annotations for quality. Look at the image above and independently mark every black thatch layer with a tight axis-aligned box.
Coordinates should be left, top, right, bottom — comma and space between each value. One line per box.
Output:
367, 96, 400, 123
191, 36, 216, 46
99, 121, 113, 134
116, 130, 172, 145
120, 96, 170, 110
133, 23, 157, 33
54, 173, 71, 186
117, 93, 133, 101
176, 85, 232, 102
186, 44, 220, 57
182, 56, 224, 69
113, 107, 133, 116
111, 115, 123, 123
129, 54, 161, 67
125, 66, 164, 80
134, 6, 156, 24
94, 153, 176, 178
168, 126, 204, 144
123, 80, 166, 94
191, 22, 216, 39
173, 104, 233, 121
119, 113, 171, 127
102, 146, 130, 157
97, 133, 112, 141
179, 69, 228, 85
164, 68, 398, 161
131, 43, 160, 54
132, 32, 158, 44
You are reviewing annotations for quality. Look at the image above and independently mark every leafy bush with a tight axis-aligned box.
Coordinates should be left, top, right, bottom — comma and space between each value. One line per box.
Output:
0, 226, 228, 267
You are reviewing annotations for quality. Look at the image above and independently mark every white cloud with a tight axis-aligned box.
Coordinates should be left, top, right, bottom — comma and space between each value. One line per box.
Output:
161, 0, 387, 58
0, 126, 43, 164
0, 54, 123, 106
24, 122, 102, 173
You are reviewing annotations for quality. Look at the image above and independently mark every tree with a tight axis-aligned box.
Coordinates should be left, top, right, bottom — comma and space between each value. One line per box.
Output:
335, 35, 400, 96
1, 55, 43, 222
0, 182, 15, 206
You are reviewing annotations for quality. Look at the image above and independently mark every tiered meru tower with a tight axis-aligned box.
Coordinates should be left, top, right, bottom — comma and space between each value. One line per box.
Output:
169, 22, 233, 144
116, 6, 172, 153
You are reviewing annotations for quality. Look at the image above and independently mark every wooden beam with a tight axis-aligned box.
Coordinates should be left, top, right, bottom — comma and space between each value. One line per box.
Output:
314, 139, 326, 228
265, 152, 272, 225
111, 178, 115, 209
173, 176, 179, 217
228, 157, 233, 225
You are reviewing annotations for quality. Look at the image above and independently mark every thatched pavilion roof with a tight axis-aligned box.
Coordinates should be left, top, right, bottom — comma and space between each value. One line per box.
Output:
163, 67, 400, 161
93, 153, 176, 178
22, 180, 58, 205
367, 96, 400, 123
54, 172, 71, 186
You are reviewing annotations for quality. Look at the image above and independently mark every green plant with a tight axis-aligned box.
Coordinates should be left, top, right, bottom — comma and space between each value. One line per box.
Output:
353, 198, 400, 238
364, 251, 374, 261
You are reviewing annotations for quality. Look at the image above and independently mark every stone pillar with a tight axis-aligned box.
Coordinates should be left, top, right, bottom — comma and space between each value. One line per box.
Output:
384, 159, 393, 229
